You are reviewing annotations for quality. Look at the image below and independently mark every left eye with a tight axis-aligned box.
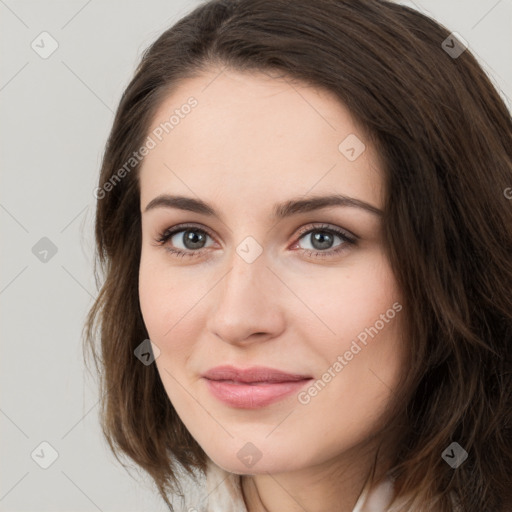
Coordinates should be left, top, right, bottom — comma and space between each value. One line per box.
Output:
292, 225, 356, 257
296, 228, 343, 250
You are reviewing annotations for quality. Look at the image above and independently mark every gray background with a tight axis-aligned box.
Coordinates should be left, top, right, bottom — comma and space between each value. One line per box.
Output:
1, 1, 511, 511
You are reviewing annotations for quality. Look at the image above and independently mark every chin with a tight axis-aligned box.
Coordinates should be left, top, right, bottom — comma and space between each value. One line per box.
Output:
204, 443, 310, 476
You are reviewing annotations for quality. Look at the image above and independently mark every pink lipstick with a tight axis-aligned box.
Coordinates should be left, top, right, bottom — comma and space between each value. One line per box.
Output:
201, 365, 313, 409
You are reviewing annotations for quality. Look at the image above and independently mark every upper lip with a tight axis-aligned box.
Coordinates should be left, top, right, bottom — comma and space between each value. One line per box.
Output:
201, 365, 312, 384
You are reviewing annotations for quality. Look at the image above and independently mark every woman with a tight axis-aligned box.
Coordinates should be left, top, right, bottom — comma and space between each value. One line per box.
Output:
84, 0, 512, 510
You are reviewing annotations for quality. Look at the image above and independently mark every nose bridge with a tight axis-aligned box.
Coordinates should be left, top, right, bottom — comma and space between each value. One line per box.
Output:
206, 241, 284, 344
220, 230, 269, 296
218, 244, 269, 312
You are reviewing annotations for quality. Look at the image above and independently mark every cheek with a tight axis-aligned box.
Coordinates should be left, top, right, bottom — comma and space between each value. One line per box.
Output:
139, 250, 180, 354
138, 251, 207, 362
304, 254, 404, 401
139, 246, 183, 328
307, 253, 401, 346
139, 263, 195, 407
138, 253, 164, 334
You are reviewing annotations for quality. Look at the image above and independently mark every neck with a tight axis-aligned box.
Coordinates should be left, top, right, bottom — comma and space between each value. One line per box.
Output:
241, 441, 390, 512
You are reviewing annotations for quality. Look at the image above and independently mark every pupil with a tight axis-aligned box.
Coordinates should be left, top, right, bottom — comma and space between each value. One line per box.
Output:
184, 230, 205, 249
312, 231, 332, 250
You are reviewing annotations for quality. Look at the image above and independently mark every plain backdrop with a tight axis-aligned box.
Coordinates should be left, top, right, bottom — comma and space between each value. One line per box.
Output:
1, 0, 511, 510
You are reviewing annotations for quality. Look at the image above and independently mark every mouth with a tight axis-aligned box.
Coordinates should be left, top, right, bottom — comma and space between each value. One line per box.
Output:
201, 365, 313, 408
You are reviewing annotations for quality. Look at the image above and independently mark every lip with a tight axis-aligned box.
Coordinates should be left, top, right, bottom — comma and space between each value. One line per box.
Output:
201, 365, 313, 409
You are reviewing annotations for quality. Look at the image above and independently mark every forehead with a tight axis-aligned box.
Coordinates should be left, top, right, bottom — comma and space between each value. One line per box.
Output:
139, 68, 383, 214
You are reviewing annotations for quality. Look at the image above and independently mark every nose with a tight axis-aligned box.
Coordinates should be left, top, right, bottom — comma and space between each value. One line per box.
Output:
206, 251, 286, 347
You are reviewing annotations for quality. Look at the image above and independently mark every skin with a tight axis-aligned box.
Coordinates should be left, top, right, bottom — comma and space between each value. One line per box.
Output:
138, 67, 405, 512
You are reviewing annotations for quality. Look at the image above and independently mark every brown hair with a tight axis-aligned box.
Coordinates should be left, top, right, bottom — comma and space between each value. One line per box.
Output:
83, 0, 512, 510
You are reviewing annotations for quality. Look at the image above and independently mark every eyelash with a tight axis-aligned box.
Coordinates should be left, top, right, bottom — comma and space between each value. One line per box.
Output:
153, 223, 357, 260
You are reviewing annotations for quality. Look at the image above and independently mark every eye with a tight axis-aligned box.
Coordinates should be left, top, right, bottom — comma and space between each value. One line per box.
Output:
154, 223, 215, 258
292, 224, 356, 258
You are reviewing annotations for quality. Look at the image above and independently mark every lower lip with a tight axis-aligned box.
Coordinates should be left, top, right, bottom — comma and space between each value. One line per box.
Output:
203, 378, 312, 409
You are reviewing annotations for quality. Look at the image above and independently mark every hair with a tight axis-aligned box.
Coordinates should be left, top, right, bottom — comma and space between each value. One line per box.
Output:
83, 0, 512, 510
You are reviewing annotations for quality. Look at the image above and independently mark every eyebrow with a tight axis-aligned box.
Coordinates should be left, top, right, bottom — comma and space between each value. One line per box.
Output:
143, 193, 383, 219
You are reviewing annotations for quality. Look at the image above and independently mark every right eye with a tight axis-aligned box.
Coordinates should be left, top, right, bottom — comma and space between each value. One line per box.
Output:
155, 224, 216, 258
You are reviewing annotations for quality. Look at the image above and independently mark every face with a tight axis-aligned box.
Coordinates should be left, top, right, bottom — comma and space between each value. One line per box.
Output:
138, 68, 405, 476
